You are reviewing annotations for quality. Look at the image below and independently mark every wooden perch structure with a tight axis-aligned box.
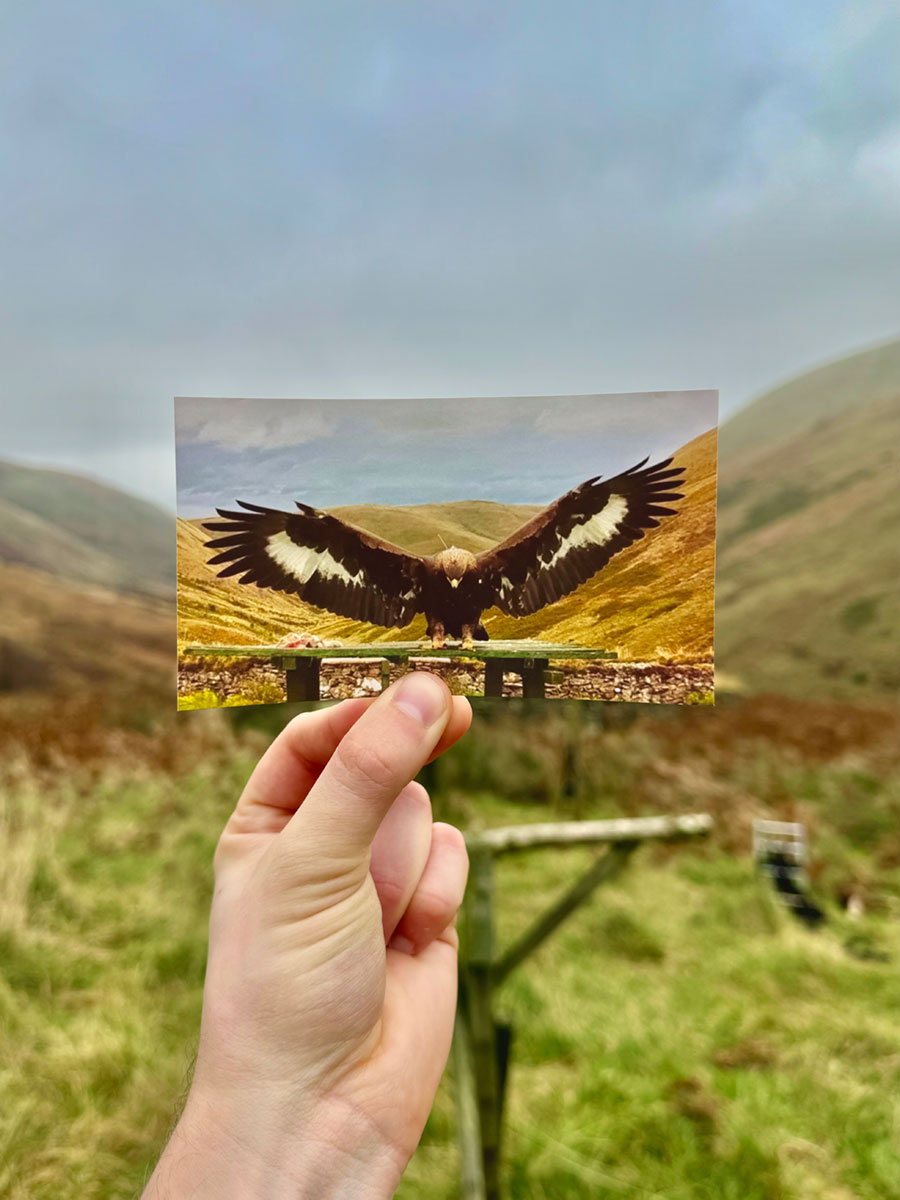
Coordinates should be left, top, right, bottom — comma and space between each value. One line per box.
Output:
469, 812, 713, 854
455, 813, 713, 1200
181, 640, 617, 700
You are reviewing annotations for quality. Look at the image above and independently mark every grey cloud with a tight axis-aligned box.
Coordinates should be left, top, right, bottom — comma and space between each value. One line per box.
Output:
174, 390, 714, 517
175, 398, 338, 450
533, 392, 717, 440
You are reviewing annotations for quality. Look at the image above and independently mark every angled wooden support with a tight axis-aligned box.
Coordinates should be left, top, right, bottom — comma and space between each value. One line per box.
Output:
492, 841, 637, 987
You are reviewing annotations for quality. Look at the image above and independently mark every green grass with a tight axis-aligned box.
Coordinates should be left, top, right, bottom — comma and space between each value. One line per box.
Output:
1, 698, 897, 1199
738, 483, 813, 536
398, 838, 898, 1200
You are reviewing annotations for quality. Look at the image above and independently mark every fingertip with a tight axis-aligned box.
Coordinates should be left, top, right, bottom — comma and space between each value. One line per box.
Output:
452, 695, 473, 733
435, 922, 460, 952
389, 820, 469, 954
391, 671, 452, 730
399, 778, 432, 814
425, 694, 472, 764
431, 821, 468, 855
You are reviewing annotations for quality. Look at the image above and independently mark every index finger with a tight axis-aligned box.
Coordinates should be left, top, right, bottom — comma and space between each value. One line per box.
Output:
229, 686, 471, 838
284, 672, 460, 861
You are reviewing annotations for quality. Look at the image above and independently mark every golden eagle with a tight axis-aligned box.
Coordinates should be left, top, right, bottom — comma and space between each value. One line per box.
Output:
203, 456, 684, 648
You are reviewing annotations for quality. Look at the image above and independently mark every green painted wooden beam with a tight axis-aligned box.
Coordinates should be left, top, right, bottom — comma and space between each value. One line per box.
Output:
182, 641, 618, 661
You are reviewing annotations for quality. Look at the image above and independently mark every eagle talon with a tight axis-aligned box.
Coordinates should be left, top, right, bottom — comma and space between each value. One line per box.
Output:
461, 637, 474, 650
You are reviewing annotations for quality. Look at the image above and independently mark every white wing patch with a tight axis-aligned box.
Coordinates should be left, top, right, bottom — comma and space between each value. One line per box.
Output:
546, 493, 629, 570
266, 530, 365, 588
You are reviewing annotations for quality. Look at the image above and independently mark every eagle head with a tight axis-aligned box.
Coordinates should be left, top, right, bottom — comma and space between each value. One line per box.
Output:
434, 546, 476, 588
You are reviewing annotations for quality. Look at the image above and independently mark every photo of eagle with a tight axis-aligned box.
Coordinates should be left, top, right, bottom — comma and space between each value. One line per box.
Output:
203, 455, 684, 650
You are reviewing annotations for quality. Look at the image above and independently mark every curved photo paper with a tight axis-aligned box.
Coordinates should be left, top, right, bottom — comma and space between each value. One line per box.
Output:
175, 392, 717, 709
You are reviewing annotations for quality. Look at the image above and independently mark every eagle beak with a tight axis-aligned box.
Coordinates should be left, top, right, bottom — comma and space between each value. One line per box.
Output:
450, 578, 460, 588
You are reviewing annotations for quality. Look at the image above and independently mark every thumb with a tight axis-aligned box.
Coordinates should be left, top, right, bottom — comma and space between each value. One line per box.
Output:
282, 671, 453, 864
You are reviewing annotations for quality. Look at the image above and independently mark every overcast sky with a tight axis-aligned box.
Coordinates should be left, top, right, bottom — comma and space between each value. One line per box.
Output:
2, 2, 898, 511
175, 391, 716, 514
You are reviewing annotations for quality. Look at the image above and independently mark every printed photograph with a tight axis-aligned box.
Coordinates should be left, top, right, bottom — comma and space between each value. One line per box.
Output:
175, 391, 718, 708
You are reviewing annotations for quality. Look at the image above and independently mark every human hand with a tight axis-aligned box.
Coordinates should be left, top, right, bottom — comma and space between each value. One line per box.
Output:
144, 673, 472, 1199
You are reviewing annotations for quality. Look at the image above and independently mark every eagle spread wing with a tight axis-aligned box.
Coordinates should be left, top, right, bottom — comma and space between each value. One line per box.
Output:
475, 456, 685, 616
203, 502, 424, 627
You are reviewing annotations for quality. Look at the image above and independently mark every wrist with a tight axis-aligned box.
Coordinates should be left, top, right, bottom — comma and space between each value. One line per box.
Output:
144, 1083, 407, 1200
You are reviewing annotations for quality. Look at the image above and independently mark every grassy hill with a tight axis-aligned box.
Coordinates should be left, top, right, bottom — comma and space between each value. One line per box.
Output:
178, 428, 717, 663
0, 460, 175, 599
716, 339, 900, 700
0, 461, 176, 700
0, 561, 174, 698
3, 335, 898, 703
719, 336, 900, 461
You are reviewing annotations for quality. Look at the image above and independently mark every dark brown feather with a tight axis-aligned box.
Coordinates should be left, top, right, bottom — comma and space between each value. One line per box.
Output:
475, 456, 685, 616
202, 501, 426, 628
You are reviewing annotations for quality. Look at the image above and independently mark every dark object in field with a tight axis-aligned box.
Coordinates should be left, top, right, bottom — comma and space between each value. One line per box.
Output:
761, 851, 826, 927
203, 456, 684, 649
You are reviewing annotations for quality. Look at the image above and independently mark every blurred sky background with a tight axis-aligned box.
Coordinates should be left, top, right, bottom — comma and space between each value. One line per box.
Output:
2, 1, 898, 510
175, 390, 717, 513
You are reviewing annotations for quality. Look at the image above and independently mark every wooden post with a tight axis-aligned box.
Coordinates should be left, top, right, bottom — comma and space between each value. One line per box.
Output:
520, 658, 549, 699
281, 656, 321, 702
453, 1009, 487, 1199
462, 846, 503, 1199
495, 1020, 513, 1126
483, 659, 505, 697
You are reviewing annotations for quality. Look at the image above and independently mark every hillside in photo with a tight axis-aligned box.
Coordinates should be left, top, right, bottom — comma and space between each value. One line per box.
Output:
180, 427, 720, 662
177, 427, 717, 663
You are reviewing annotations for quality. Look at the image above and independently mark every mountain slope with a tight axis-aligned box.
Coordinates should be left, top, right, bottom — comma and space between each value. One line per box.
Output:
719, 337, 900, 461
0, 561, 174, 698
177, 429, 717, 662
0, 461, 176, 699
4, 337, 897, 705
716, 339, 900, 700
0, 460, 175, 598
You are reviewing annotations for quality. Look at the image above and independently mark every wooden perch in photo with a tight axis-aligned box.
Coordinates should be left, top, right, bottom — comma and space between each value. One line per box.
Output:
181, 640, 618, 700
